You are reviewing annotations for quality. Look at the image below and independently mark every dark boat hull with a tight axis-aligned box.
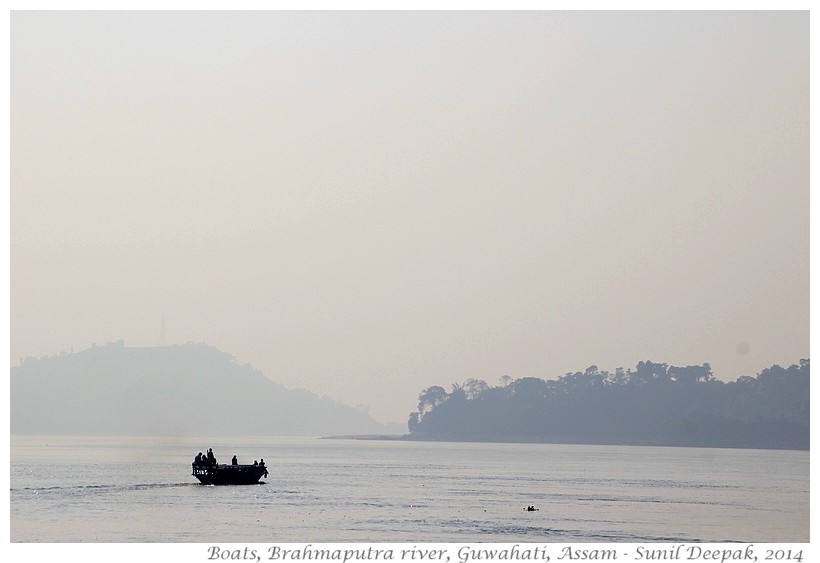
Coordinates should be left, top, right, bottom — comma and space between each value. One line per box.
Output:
192, 464, 268, 485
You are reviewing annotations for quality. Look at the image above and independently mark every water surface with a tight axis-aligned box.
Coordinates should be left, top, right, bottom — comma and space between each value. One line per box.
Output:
10, 435, 809, 542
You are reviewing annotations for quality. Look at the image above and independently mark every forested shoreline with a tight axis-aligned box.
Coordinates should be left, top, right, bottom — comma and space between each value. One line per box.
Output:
406, 360, 809, 450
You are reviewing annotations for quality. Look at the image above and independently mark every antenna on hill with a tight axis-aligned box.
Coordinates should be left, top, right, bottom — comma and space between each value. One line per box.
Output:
160, 314, 166, 347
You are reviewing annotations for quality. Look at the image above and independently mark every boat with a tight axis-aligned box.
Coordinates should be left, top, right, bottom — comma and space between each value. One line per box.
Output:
191, 450, 268, 485
192, 462, 268, 485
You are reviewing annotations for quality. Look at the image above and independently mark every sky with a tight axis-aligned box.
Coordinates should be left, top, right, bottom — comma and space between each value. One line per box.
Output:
10, 10, 809, 424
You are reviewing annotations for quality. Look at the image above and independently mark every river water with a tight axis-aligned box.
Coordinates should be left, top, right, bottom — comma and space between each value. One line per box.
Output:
9, 435, 808, 543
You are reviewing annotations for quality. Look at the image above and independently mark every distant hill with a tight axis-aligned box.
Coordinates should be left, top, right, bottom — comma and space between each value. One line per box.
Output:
10, 341, 403, 436
406, 360, 810, 450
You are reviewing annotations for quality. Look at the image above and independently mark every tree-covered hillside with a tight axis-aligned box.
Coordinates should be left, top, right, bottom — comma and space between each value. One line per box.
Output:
11, 341, 401, 436
407, 360, 809, 450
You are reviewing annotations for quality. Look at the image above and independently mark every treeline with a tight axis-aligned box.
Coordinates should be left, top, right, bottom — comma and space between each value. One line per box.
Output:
407, 360, 809, 450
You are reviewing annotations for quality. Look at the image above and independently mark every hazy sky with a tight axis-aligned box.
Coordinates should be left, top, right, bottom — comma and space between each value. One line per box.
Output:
10, 11, 809, 424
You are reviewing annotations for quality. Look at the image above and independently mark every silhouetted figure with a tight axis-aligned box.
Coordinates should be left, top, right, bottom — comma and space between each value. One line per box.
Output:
193, 452, 203, 467
232, 455, 238, 465
207, 448, 216, 466
253, 460, 258, 466
259, 459, 265, 468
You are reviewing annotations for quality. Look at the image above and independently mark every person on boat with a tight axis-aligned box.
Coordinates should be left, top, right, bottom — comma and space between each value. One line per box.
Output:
194, 452, 203, 467
232, 455, 238, 465
207, 448, 216, 466
259, 459, 265, 468
253, 460, 258, 466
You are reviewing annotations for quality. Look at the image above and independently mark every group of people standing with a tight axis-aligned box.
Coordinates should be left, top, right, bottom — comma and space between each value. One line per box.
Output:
193, 448, 217, 468
193, 448, 267, 470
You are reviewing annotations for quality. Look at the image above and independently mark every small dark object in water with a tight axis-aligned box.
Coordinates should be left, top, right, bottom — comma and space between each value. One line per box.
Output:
525, 505, 539, 512
192, 451, 268, 485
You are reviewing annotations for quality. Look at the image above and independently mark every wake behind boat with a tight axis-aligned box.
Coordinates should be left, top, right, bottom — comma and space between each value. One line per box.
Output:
192, 449, 268, 485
